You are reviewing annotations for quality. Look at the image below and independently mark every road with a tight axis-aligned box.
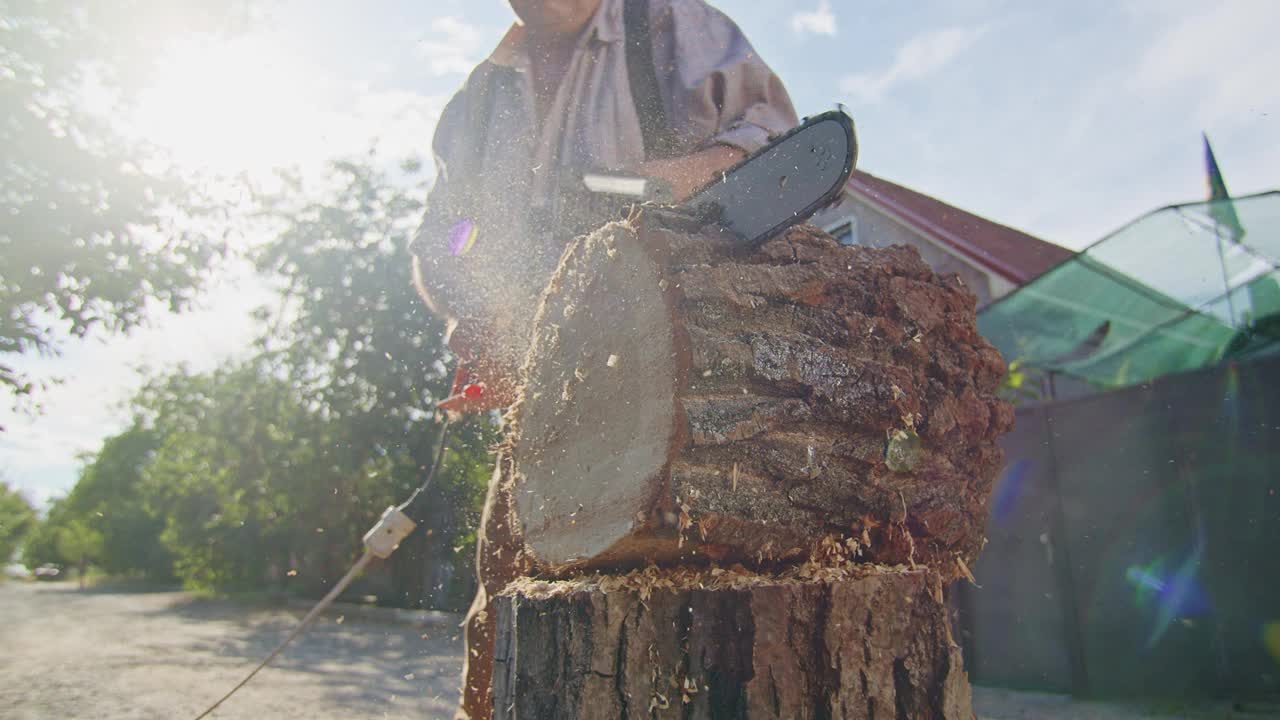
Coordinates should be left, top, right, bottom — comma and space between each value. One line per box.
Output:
0, 581, 464, 719
0, 580, 1242, 720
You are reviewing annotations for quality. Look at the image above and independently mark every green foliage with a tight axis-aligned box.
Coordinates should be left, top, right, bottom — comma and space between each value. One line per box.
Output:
135, 358, 362, 590
19, 425, 170, 576
65, 425, 172, 578
54, 518, 102, 566
256, 158, 492, 609
125, 340, 490, 605
256, 159, 449, 425
22, 495, 71, 567
0, 1, 247, 402
998, 358, 1045, 404
20, 511, 55, 568
0, 481, 37, 562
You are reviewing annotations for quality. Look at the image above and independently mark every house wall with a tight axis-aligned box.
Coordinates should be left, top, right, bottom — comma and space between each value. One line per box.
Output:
813, 195, 1004, 307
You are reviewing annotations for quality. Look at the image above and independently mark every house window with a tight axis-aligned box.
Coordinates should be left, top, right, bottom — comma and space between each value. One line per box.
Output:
831, 215, 859, 246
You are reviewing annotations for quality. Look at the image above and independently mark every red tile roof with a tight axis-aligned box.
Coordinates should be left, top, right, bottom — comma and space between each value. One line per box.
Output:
846, 171, 1074, 285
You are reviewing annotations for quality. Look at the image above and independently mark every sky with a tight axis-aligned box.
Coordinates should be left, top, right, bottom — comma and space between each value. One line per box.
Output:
3, 0, 1279, 508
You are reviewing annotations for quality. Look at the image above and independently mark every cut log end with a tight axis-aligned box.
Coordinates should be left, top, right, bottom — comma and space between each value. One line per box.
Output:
509, 221, 679, 566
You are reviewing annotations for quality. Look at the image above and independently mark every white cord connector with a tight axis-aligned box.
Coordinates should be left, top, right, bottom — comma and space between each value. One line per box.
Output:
362, 506, 417, 559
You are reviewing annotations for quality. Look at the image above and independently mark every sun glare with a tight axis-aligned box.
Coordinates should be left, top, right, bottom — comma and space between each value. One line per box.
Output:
132, 37, 319, 181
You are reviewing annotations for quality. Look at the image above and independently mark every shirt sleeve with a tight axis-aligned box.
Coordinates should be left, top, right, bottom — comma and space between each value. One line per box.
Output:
408, 90, 465, 260
661, 0, 799, 155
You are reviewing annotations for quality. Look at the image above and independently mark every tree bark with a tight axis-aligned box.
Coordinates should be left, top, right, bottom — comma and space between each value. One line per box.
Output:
507, 218, 1012, 578
491, 565, 975, 720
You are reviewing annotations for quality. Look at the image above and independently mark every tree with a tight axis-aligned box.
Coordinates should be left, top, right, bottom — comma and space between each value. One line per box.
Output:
62, 425, 173, 578
55, 518, 103, 588
22, 497, 66, 569
0, 1, 248, 403
120, 346, 489, 606
135, 359, 360, 590
0, 481, 37, 563
256, 158, 493, 609
17, 426, 173, 581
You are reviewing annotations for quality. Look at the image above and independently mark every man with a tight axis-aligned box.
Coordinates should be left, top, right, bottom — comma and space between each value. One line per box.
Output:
408, 0, 796, 716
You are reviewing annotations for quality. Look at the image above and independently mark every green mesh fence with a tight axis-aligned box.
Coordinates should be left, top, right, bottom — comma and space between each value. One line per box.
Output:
979, 192, 1280, 389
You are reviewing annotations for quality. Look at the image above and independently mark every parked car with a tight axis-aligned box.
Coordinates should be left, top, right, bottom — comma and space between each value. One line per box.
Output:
33, 564, 61, 580
4, 563, 32, 580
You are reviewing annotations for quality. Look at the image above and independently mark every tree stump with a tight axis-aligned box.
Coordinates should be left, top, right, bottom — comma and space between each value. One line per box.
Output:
491, 564, 975, 719
506, 217, 1012, 578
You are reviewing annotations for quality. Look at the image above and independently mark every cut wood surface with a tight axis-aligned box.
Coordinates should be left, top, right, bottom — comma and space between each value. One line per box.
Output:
491, 564, 974, 720
506, 217, 1013, 577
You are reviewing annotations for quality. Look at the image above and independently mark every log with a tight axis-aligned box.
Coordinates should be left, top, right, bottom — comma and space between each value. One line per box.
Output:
491, 563, 975, 719
506, 218, 1012, 577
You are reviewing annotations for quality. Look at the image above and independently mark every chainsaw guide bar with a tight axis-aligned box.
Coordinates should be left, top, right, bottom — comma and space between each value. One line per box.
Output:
680, 109, 857, 247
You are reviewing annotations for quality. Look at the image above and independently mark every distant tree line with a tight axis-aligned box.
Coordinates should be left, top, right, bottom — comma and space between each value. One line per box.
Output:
0, 481, 37, 564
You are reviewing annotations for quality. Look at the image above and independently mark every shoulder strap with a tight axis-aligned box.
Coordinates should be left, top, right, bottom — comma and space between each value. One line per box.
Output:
470, 69, 500, 169
623, 0, 673, 160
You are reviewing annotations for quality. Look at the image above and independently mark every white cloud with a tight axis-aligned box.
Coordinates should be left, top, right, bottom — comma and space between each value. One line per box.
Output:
1129, 1, 1280, 130
415, 16, 487, 76
790, 0, 837, 37
841, 26, 988, 104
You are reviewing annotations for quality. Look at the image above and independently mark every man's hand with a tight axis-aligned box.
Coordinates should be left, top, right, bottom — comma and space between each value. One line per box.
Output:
436, 322, 519, 415
437, 360, 519, 415
634, 144, 746, 203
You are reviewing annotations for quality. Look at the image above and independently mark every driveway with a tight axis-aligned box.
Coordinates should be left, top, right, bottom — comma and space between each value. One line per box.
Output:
0, 581, 463, 719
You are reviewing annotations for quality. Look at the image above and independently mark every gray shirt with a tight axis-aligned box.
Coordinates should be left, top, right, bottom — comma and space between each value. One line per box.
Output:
411, 0, 797, 366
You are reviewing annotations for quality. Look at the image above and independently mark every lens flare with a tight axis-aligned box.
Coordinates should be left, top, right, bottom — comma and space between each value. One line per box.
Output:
1125, 560, 1168, 600
1124, 540, 1209, 648
991, 458, 1031, 522
1221, 362, 1241, 427
448, 218, 479, 256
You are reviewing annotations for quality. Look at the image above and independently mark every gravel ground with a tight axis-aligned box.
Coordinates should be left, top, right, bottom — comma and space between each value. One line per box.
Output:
0, 580, 464, 719
0, 580, 1255, 719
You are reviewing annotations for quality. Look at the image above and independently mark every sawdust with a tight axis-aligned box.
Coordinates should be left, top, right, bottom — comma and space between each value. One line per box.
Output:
503, 533, 918, 603
956, 556, 979, 586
